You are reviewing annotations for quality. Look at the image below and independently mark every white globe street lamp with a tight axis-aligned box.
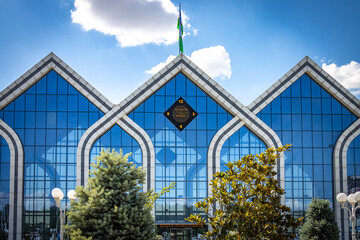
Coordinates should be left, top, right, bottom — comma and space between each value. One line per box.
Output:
51, 188, 77, 240
67, 190, 77, 201
337, 192, 360, 240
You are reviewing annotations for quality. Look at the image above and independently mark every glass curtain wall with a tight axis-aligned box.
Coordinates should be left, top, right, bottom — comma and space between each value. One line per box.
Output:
347, 135, 360, 237
128, 72, 233, 223
0, 137, 10, 238
257, 74, 357, 219
347, 135, 360, 193
220, 126, 266, 172
0, 70, 104, 239
90, 124, 142, 168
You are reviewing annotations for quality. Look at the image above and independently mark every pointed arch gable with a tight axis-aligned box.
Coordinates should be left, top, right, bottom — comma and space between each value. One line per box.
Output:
77, 54, 283, 194
249, 56, 360, 240
208, 117, 285, 194
0, 52, 114, 113
117, 54, 282, 151
249, 56, 360, 117
76, 107, 154, 190
0, 119, 23, 240
333, 119, 360, 239
0, 53, 113, 240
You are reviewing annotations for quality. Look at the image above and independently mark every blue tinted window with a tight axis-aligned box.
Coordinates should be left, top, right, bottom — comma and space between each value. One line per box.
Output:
347, 135, 360, 198
90, 125, 142, 166
0, 70, 104, 239
220, 126, 266, 169
257, 73, 357, 219
0, 137, 10, 233
129, 73, 232, 223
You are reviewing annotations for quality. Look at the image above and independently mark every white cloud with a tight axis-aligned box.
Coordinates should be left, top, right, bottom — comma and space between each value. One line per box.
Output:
190, 46, 232, 80
145, 55, 176, 74
351, 89, 360, 96
71, 0, 193, 47
322, 61, 360, 95
146, 46, 232, 80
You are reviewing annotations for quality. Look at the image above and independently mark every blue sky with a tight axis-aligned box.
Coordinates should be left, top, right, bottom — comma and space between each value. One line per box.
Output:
0, 0, 359, 105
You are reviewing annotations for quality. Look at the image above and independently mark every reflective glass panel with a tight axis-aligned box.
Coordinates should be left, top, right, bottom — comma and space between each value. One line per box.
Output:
257, 74, 357, 219
129, 73, 233, 223
347, 134, 360, 195
0, 137, 10, 236
90, 125, 142, 168
0, 70, 104, 239
220, 126, 266, 172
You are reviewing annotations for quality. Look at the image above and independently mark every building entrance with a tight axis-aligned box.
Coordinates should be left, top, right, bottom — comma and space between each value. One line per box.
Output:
157, 224, 207, 240
170, 228, 192, 240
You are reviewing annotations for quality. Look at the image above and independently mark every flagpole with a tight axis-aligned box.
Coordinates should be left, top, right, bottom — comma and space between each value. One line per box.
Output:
179, 2, 181, 55
177, 2, 183, 55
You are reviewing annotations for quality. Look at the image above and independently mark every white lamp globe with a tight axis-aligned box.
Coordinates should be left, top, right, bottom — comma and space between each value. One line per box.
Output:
51, 188, 64, 201
336, 193, 348, 203
348, 194, 357, 204
354, 192, 360, 202
67, 190, 77, 201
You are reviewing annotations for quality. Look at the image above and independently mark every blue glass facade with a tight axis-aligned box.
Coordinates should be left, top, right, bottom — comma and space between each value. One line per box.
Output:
347, 135, 360, 193
347, 135, 360, 236
1, 54, 360, 239
0, 136, 9, 234
90, 125, 142, 167
0, 70, 104, 239
128, 73, 233, 223
257, 74, 357, 218
220, 126, 266, 172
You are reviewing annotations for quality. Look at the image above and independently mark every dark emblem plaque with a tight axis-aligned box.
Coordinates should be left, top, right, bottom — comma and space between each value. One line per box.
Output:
164, 97, 198, 131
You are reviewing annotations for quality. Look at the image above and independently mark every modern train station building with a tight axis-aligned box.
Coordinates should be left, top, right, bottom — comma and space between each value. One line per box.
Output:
0, 52, 360, 239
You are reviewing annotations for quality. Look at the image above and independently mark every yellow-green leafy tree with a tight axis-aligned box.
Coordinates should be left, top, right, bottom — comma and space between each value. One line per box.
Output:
145, 182, 175, 210
186, 145, 302, 240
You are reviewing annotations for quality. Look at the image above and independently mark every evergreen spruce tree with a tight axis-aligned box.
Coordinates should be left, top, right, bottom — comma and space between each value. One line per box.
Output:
299, 198, 340, 240
67, 149, 156, 240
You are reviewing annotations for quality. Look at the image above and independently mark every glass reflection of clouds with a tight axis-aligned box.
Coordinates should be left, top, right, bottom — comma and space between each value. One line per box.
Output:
129, 73, 233, 223
257, 74, 357, 218
90, 124, 143, 171
220, 126, 266, 172
0, 70, 104, 238
0, 136, 9, 234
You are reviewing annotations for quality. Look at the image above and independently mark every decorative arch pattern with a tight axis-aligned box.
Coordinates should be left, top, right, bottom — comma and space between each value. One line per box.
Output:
249, 56, 360, 239
334, 119, 360, 238
208, 116, 284, 191
2, 52, 360, 239
0, 119, 23, 240
78, 54, 283, 189
0, 53, 112, 240
79, 115, 154, 191
77, 54, 282, 223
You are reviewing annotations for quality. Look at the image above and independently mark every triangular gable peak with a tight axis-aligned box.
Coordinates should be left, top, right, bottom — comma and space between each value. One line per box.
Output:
113, 53, 283, 195
116, 53, 281, 152
118, 54, 258, 124
249, 56, 360, 117
0, 52, 114, 113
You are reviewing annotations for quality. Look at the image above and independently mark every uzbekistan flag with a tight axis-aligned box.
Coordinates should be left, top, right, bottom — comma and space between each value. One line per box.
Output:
177, 3, 183, 54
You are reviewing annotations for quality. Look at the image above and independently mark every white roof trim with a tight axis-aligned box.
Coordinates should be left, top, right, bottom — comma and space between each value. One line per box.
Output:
249, 56, 360, 117
117, 54, 275, 133
115, 52, 282, 155
0, 52, 114, 113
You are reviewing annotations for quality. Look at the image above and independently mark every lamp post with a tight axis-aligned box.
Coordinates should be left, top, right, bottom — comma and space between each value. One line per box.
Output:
51, 188, 77, 240
336, 192, 360, 240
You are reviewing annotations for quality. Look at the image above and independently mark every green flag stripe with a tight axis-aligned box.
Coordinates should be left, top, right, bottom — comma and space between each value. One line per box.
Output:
179, 36, 183, 53
177, 18, 183, 35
